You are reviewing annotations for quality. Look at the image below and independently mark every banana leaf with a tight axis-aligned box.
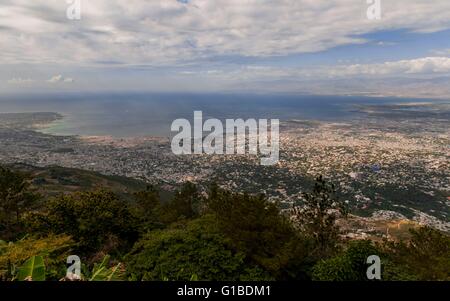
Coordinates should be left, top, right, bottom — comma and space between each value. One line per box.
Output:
17, 256, 46, 281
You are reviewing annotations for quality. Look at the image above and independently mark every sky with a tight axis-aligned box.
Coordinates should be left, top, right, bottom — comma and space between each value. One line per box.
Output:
1, 0, 450, 98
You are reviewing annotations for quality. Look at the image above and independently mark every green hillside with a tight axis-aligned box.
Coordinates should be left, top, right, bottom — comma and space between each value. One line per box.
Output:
6, 163, 173, 202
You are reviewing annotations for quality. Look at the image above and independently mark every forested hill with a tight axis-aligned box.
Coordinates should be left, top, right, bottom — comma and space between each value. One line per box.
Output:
0, 164, 449, 281
5, 163, 174, 201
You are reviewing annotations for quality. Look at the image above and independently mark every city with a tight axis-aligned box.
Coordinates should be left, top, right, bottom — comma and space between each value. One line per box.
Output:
0, 101, 448, 233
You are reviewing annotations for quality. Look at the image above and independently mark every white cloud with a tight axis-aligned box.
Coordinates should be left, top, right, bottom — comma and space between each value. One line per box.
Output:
328, 57, 450, 77
7, 78, 34, 84
431, 48, 450, 56
47, 74, 74, 83
179, 57, 450, 83
0, 0, 449, 66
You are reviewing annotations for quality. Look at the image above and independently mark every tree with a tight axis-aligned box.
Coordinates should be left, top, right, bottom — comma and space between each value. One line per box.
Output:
0, 166, 40, 240
158, 182, 201, 224
382, 226, 450, 281
207, 185, 313, 280
26, 190, 139, 254
134, 185, 160, 213
132, 185, 162, 230
172, 182, 201, 218
126, 215, 271, 281
292, 176, 348, 259
312, 240, 380, 281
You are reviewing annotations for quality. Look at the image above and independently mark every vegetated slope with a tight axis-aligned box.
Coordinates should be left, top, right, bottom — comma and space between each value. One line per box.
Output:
6, 163, 173, 202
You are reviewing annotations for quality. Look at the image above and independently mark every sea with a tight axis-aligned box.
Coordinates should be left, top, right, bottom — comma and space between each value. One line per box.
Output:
0, 92, 445, 138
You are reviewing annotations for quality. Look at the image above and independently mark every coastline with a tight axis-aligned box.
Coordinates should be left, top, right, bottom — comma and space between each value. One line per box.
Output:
33, 112, 169, 147
0, 110, 448, 231
33, 112, 67, 134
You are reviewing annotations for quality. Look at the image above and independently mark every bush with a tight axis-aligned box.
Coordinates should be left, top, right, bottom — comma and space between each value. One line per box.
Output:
0, 234, 73, 281
126, 215, 271, 281
157, 182, 201, 225
26, 190, 139, 253
382, 227, 450, 281
207, 185, 314, 280
312, 240, 380, 281
0, 166, 40, 240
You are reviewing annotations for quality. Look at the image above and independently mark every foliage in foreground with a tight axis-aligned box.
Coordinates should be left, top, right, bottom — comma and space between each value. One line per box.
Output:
126, 215, 271, 281
0, 166, 40, 241
381, 226, 450, 281
0, 166, 449, 281
25, 190, 140, 254
312, 240, 380, 281
312, 227, 450, 281
0, 234, 73, 281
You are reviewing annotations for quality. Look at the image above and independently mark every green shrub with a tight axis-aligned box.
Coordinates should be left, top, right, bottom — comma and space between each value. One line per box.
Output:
0, 234, 73, 281
26, 190, 139, 253
0, 166, 40, 240
382, 227, 450, 281
207, 185, 314, 280
312, 240, 380, 281
126, 215, 271, 281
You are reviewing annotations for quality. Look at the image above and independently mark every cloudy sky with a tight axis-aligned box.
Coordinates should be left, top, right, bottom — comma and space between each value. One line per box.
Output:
1, 0, 450, 97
